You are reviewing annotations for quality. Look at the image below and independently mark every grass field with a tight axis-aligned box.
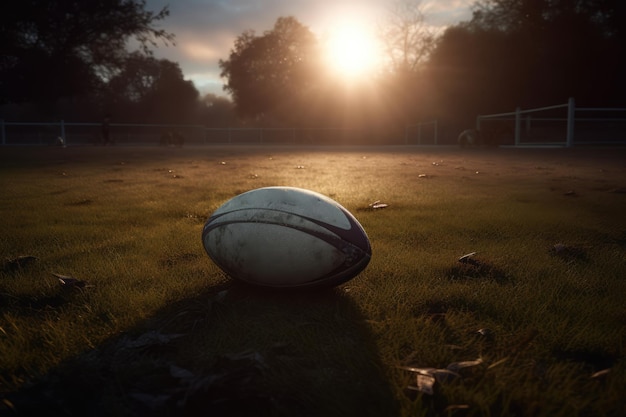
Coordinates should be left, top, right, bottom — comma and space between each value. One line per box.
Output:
1, 145, 625, 416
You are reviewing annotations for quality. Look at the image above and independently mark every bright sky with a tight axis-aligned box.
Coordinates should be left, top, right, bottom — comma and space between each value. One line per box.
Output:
143, 0, 473, 97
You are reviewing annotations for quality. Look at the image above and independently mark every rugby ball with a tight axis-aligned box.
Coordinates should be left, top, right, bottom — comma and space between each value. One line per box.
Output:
202, 187, 371, 289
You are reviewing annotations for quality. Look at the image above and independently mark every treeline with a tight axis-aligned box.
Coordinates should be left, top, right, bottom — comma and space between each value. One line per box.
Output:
0, 0, 235, 127
422, 0, 626, 132
1, 0, 624, 142
0, 54, 237, 128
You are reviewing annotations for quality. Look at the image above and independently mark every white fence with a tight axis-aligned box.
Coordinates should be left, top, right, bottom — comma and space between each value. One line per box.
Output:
476, 98, 626, 147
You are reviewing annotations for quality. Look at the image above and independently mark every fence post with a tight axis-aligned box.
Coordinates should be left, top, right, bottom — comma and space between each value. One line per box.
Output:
514, 107, 521, 146
566, 97, 575, 147
60, 120, 66, 146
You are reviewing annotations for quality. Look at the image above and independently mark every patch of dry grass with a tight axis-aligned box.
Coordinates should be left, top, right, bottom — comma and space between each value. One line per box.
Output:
1, 145, 625, 416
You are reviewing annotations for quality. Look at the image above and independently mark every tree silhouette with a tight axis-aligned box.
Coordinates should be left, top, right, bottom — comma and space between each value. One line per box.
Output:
469, 0, 625, 105
379, 0, 438, 75
0, 0, 174, 104
219, 17, 321, 123
105, 53, 198, 123
376, 0, 441, 131
423, 0, 625, 133
199, 94, 236, 127
469, 0, 623, 36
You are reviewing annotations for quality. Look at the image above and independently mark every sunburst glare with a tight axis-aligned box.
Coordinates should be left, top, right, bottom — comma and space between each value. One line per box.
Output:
322, 22, 383, 80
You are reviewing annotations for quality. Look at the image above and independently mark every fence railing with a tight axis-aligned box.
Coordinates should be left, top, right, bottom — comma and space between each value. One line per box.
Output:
0, 121, 209, 146
4, 101, 624, 147
0, 121, 405, 146
476, 98, 626, 147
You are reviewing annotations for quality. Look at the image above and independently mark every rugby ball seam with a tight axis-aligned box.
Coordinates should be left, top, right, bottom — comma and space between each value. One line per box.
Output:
204, 220, 367, 268
204, 208, 371, 254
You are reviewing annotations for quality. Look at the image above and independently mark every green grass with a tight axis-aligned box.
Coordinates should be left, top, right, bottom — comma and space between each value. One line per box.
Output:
1, 145, 625, 416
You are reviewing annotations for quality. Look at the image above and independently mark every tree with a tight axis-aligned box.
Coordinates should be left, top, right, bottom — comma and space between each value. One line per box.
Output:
219, 17, 321, 122
375, 0, 441, 128
0, 0, 174, 104
142, 60, 199, 123
422, 0, 626, 134
426, 26, 521, 122
379, 0, 439, 75
105, 53, 198, 123
199, 94, 236, 127
464, 0, 625, 105
469, 0, 624, 37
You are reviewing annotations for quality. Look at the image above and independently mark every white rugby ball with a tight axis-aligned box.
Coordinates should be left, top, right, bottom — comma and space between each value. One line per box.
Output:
202, 187, 371, 289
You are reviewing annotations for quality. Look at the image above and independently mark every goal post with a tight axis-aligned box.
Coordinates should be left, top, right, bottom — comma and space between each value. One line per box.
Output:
566, 97, 575, 147
477, 100, 571, 147
404, 120, 438, 145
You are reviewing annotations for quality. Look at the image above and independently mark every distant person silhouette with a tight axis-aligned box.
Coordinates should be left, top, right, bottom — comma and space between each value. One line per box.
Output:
102, 114, 113, 145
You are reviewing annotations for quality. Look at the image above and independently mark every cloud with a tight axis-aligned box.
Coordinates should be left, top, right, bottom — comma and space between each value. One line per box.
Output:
181, 42, 221, 61
423, 0, 474, 26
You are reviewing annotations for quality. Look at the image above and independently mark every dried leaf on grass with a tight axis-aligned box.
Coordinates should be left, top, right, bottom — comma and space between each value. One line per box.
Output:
411, 374, 436, 395
448, 254, 511, 283
447, 358, 483, 373
51, 273, 92, 289
1, 399, 16, 412
476, 328, 492, 337
400, 357, 485, 394
398, 365, 465, 394
369, 200, 389, 209
355, 199, 390, 211
458, 252, 478, 265
398, 365, 437, 375
590, 368, 611, 379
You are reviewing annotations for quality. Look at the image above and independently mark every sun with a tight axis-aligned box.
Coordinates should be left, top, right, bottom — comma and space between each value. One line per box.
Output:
322, 23, 382, 80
